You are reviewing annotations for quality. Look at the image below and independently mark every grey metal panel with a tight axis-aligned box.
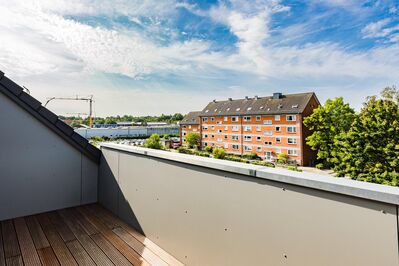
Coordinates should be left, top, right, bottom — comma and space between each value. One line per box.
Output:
98, 148, 119, 214
0, 93, 98, 220
100, 146, 399, 266
81, 155, 98, 204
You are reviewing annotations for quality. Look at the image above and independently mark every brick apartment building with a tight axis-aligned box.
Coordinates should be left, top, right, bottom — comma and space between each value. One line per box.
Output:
180, 92, 320, 166
179, 111, 201, 146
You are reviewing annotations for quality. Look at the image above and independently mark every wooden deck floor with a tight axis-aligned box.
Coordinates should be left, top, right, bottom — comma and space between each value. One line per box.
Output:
0, 204, 183, 266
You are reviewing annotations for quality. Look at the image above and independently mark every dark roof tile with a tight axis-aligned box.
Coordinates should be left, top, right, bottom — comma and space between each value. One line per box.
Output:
71, 132, 89, 147
180, 111, 201, 125
199, 92, 318, 116
38, 106, 58, 123
55, 120, 74, 136
19, 91, 42, 110
0, 77, 23, 96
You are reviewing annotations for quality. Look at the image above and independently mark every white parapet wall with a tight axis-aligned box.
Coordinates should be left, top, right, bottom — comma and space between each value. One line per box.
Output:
99, 143, 399, 266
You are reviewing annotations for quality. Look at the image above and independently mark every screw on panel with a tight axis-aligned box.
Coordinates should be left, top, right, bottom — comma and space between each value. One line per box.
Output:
381, 210, 386, 214
282, 188, 286, 191
185, 210, 188, 213
224, 228, 228, 231
283, 254, 288, 259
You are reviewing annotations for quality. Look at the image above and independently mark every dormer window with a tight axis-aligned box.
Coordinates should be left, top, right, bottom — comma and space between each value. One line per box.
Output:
259, 106, 264, 109
226, 108, 230, 111
205, 110, 209, 113
247, 107, 252, 111
236, 108, 240, 111
214, 109, 218, 112
292, 104, 299, 108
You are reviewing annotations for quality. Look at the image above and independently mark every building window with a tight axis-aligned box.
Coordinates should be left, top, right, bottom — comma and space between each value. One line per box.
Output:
217, 138, 222, 142
203, 142, 208, 146
244, 135, 252, 141
211, 126, 215, 130
232, 135, 239, 140
256, 136, 261, 141
224, 135, 228, 139
288, 137, 297, 144
183, 132, 186, 136
257, 146, 262, 152
275, 148, 281, 154
224, 143, 229, 149
211, 117, 215, 121
202, 125, 208, 130
211, 135, 215, 138
232, 116, 239, 122
275, 115, 280, 121
288, 149, 297, 156
204, 134, 208, 138
244, 145, 252, 151
264, 131, 272, 136
183, 125, 186, 128
232, 144, 239, 150
232, 125, 239, 131
286, 115, 296, 121
216, 129, 222, 133
244, 126, 251, 132
265, 141, 272, 145
224, 126, 228, 130
216, 121, 222, 125
224, 116, 228, 122
275, 126, 281, 132
202, 117, 208, 122
287, 126, 296, 133
244, 116, 251, 121
276, 137, 281, 143
264, 120, 272, 125
256, 125, 261, 131
256, 116, 261, 121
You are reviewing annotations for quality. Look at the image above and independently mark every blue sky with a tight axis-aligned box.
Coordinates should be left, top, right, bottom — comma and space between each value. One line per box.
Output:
0, 0, 398, 116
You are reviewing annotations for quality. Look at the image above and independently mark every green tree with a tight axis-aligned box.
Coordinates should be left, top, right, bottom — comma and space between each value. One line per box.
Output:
212, 147, 226, 159
171, 113, 184, 121
185, 132, 201, 148
303, 97, 356, 169
334, 91, 399, 186
144, 134, 162, 149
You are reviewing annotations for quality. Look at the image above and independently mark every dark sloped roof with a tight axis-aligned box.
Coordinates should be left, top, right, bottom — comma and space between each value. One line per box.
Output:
0, 71, 101, 163
180, 111, 201, 125
199, 92, 318, 116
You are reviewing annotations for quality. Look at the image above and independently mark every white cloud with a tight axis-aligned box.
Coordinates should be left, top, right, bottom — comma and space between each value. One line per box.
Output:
361, 18, 399, 41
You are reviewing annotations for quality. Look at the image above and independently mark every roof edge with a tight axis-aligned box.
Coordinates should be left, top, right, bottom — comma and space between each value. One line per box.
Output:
0, 73, 100, 163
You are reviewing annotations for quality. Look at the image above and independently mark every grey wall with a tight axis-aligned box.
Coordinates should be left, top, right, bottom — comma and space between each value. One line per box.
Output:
0, 93, 98, 221
99, 145, 399, 266
75, 125, 179, 139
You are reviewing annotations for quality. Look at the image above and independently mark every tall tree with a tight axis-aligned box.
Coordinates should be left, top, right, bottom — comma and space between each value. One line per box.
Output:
334, 90, 399, 186
303, 97, 356, 169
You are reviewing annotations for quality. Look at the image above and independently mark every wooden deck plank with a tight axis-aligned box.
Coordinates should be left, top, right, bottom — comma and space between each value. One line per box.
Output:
93, 205, 183, 266
65, 240, 95, 266
1, 220, 21, 258
70, 211, 98, 236
91, 233, 132, 266
0, 226, 5, 266
13, 218, 41, 266
47, 213, 75, 243
77, 207, 150, 266
25, 216, 50, 250
58, 209, 113, 266
5, 256, 23, 266
113, 227, 168, 266
37, 247, 60, 266
36, 214, 77, 266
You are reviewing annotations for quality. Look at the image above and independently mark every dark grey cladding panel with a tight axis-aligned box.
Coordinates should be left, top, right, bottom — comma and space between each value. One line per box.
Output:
0, 76, 23, 96
19, 92, 42, 110
38, 107, 58, 123
55, 120, 74, 136
0, 71, 101, 163
71, 132, 89, 147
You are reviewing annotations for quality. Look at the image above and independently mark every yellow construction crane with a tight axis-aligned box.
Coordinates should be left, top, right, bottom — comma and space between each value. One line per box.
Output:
45, 95, 94, 128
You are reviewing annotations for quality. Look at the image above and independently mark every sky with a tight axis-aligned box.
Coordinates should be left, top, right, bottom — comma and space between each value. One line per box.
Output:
0, 0, 398, 116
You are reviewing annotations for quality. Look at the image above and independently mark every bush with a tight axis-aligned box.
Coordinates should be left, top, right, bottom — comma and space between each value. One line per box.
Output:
163, 134, 170, 140
251, 161, 275, 167
177, 146, 193, 154
287, 165, 302, 172
204, 146, 213, 153
212, 147, 226, 159
277, 153, 289, 164
242, 152, 260, 160
90, 136, 104, 142
315, 163, 324, 169
224, 155, 242, 162
194, 151, 210, 157
144, 134, 162, 149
